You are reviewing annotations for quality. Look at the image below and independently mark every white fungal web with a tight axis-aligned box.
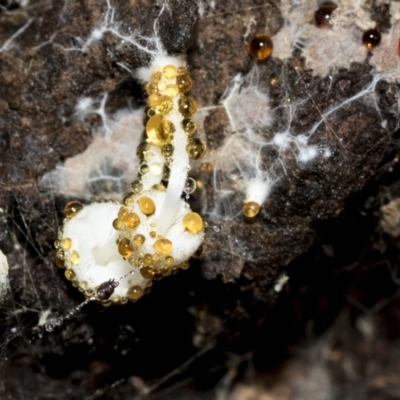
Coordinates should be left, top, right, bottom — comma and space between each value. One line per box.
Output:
0, 0, 400, 398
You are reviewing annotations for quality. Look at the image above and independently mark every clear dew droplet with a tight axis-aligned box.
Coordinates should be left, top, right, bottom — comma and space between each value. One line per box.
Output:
213, 225, 221, 233
184, 177, 196, 194
45, 323, 55, 332
55, 317, 63, 326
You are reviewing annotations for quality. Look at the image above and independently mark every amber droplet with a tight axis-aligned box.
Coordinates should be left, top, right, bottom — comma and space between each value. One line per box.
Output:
179, 96, 197, 117
153, 238, 172, 255
182, 212, 203, 234
64, 269, 75, 281
165, 255, 174, 266
362, 28, 381, 49
55, 256, 65, 269
61, 238, 72, 250
138, 163, 149, 175
161, 143, 174, 157
131, 179, 143, 194
248, 34, 273, 60
64, 201, 83, 219
123, 194, 135, 205
192, 244, 205, 259
180, 261, 189, 270
143, 253, 154, 266
136, 141, 150, 159
164, 84, 179, 97
125, 213, 140, 229
70, 251, 80, 265
128, 285, 144, 301
113, 218, 123, 230
199, 162, 214, 172
133, 234, 145, 246
162, 165, 170, 181
145, 82, 158, 95
118, 207, 129, 220
149, 231, 157, 238
162, 65, 177, 79
147, 94, 173, 114
176, 72, 193, 93
151, 71, 162, 83
118, 238, 134, 257
181, 118, 196, 136
146, 114, 174, 145
138, 197, 156, 216
140, 267, 156, 279
314, 2, 338, 28
187, 137, 207, 160
56, 248, 65, 260
243, 201, 260, 218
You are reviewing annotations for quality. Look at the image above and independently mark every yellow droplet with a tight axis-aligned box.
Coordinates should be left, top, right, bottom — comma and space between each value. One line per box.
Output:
113, 218, 124, 230
147, 94, 173, 114
128, 285, 144, 301
118, 207, 129, 220
78, 281, 88, 292
243, 201, 260, 218
164, 84, 179, 97
182, 212, 203, 234
180, 261, 189, 270
165, 255, 174, 266
123, 194, 135, 205
192, 244, 205, 258
143, 253, 154, 266
140, 267, 155, 279
145, 82, 158, 95
64, 269, 75, 281
187, 137, 207, 160
70, 251, 80, 265
133, 234, 145, 246
64, 201, 83, 219
176, 71, 192, 93
162, 65, 177, 79
146, 114, 174, 146
138, 197, 156, 216
118, 238, 134, 257
178, 96, 197, 117
151, 71, 162, 83
199, 162, 213, 172
56, 249, 65, 260
181, 118, 196, 136
161, 143, 174, 157
131, 179, 143, 194
124, 213, 140, 229
61, 238, 72, 250
55, 256, 65, 269
149, 231, 157, 238
247, 34, 273, 61
153, 238, 172, 255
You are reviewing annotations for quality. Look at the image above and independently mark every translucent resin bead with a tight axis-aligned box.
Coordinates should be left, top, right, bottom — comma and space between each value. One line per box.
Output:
243, 201, 260, 218
147, 94, 173, 114
247, 34, 273, 60
70, 251, 80, 265
182, 212, 203, 234
138, 197, 156, 216
162, 65, 177, 79
161, 143, 174, 158
187, 137, 206, 160
178, 96, 197, 117
146, 114, 174, 146
362, 28, 381, 49
118, 238, 134, 257
124, 213, 140, 229
64, 201, 83, 219
131, 179, 143, 194
176, 72, 193, 93
133, 234, 145, 246
181, 119, 196, 136
128, 285, 144, 301
314, 2, 338, 28
153, 238, 172, 255
60, 238, 72, 250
